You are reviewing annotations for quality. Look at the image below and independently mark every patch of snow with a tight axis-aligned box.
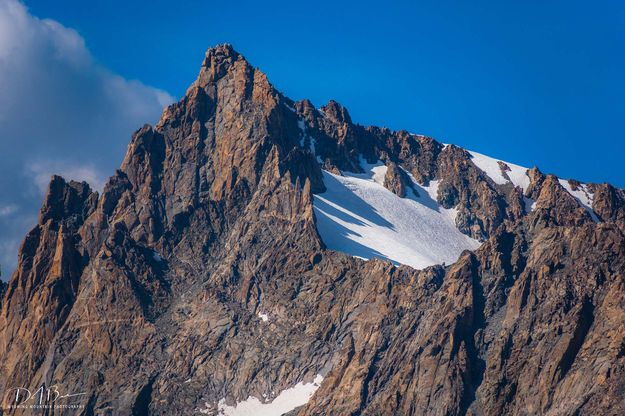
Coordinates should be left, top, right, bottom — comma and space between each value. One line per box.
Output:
258, 312, 269, 322
211, 374, 323, 416
420, 177, 439, 200
153, 252, 163, 262
285, 104, 295, 112
297, 119, 306, 147
468, 151, 508, 185
468, 150, 530, 191
410, 176, 459, 223
523, 196, 536, 213
505, 163, 531, 191
354, 156, 387, 186
297, 119, 319, 161
558, 179, 599, 222
313, 164, 481, 270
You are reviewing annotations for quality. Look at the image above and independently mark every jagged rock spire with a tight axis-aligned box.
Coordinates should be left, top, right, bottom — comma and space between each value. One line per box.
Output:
197, 43, 242, 85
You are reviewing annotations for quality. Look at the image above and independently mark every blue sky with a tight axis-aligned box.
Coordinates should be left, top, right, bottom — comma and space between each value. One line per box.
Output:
25, 0, 625, 186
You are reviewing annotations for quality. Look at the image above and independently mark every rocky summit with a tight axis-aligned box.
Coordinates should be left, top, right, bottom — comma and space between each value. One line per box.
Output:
1, 44, 625, 415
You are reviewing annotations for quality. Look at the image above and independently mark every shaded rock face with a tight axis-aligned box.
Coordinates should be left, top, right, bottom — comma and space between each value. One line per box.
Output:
0, 44, 624, 416
593, 183, 625, 227
383, 162, 410, 198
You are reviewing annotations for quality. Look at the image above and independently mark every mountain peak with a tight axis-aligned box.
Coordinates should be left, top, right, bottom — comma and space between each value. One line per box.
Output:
321, 99, 352, 124
197, 43, 246, 86
39, 175, 94, 224
203, 43, 239, 64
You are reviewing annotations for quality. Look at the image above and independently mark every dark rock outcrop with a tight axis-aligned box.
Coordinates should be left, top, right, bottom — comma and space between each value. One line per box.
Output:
383, 161, 409, 197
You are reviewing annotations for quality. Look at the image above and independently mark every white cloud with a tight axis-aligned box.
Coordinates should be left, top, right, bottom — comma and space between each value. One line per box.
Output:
26, 161, 107, 194
0, 205, 17, 217
0, 0, 174, 277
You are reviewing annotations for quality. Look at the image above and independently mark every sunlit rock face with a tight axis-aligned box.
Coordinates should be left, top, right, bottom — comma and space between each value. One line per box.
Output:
1, 44, 625, 416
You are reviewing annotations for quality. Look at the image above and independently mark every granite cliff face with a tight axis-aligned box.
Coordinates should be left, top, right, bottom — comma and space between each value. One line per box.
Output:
1, 44, 625, 415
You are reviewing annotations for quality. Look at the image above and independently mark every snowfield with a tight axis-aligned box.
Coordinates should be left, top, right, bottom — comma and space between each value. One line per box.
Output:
313, 160, 481, 270
311, 145, 601, 270
468, 150, 530, 191
204, 375, 324, 416
558, 179, 600, 222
